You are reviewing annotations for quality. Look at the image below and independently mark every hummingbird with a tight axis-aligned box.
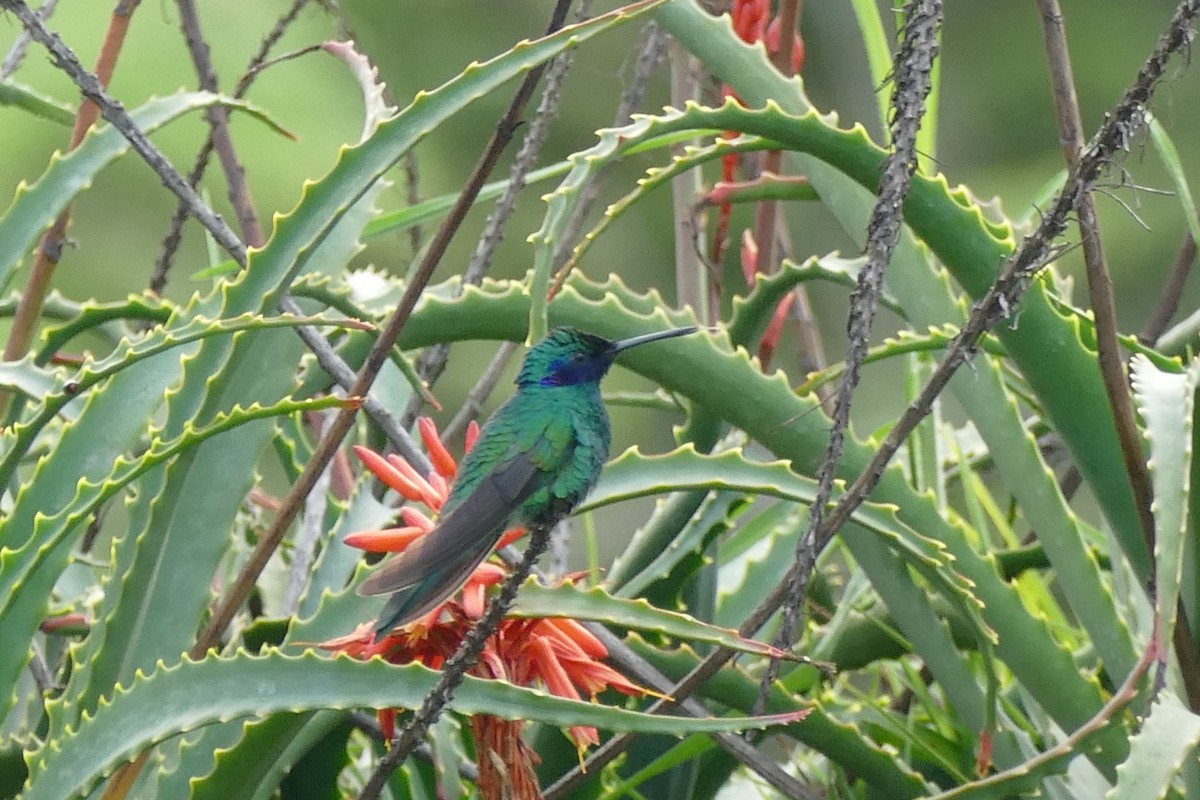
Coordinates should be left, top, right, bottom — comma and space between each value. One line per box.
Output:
358, 325, 698, 635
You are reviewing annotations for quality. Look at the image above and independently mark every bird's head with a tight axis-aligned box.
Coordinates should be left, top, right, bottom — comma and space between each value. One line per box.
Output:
517, 326, 697, 388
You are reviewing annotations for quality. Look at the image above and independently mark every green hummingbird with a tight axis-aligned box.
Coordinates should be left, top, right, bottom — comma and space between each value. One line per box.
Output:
358, 325, 698, 634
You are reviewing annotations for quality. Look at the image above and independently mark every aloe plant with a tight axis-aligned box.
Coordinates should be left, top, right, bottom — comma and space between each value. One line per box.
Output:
1, 1, 1199, 798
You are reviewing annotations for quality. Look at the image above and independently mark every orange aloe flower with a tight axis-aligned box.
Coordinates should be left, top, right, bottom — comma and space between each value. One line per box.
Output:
320, 417, 660, 798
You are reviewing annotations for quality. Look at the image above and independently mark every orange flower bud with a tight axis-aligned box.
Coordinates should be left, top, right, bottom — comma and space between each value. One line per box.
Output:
353, 445, 425, 503
399, 506, 435, 532
343, 526, 424, 553
385, 454, 443, 508
418, 417, 459, 478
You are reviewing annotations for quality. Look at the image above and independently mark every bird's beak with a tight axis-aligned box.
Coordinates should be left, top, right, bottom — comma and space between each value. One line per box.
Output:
611, 325, 698, 354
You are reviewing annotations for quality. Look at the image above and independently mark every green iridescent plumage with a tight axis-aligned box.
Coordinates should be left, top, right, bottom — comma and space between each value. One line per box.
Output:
358, 325, 697, 634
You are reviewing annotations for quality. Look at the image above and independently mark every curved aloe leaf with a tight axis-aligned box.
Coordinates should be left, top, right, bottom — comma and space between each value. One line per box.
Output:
510, 580, 795, 659
796, 325, 1007, 395
0, 78, 73, 125
0, 357, 57, 405
24, 650, 806, 800
579, 445, 987, 637
0, 92, 286, 288
186, 712, 347, 800
0, 312, 359, 494
1130, 354, 1198, 655
1106, 694, 1200, 800
34, 294, 173, 364
0, 396, 347, 730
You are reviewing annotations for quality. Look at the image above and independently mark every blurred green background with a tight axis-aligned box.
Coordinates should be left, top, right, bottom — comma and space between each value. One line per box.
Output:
1, 0, 1197, 492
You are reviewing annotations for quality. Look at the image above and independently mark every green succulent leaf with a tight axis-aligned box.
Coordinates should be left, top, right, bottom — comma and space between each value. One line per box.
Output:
1130, 354, 1198, 657
25, 650, 807, 800
1106, 693, 1200, 800
510, 580, 792, 659
0, 78, 73, 125
0, 92, 286, 289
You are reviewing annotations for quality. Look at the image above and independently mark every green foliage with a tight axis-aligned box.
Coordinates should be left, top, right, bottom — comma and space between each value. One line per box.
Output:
2, 2, 1199, 799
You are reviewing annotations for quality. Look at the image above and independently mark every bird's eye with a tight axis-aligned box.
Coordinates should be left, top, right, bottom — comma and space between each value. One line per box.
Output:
570, 352, 586, 362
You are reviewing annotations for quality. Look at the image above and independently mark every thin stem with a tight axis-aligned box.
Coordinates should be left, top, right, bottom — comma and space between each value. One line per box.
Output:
403, 149, 423, 257
441, 340, 520, 442
1036, 0, 1155, 560
152, 0, 310, 292
174, 0, 265, 246
1036, 0, 1200, 708
668, 36, 709, 321
0, 0, 58, 77
278, 296, 432, 473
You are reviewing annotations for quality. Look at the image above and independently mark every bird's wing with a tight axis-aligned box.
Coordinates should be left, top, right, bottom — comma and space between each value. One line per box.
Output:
358, 449, 549, 633
357, 449, 544, 599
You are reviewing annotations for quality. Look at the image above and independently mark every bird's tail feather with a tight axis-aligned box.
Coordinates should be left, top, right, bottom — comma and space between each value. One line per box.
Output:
371, 540, 494, 634
358, 450, 544, 635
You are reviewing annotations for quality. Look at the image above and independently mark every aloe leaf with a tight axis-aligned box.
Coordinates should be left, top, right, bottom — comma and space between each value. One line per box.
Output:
1130, 354, 1197, 658
623, 635, 931, 797
797, 325, 1006, 396
597, 735, 714, 800
1146, 112, 1200, 249
0, 92, 285, 289
0, 396, 347, 731
298, 485, 395, 620
132, 722, 247, 800
0, 357, 57, 405
34, 295, 173, 364
23, 650, 807, 800
0, 312, 360, 494
729, 253, 902, 347
580, 446, 984, 621
715, 504, 801, 629
0, 78, 73, 125
188, 712, 350, 800
629, 490, 746, 605
510, 580, 790, 659
1106, 694, 1200, 800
